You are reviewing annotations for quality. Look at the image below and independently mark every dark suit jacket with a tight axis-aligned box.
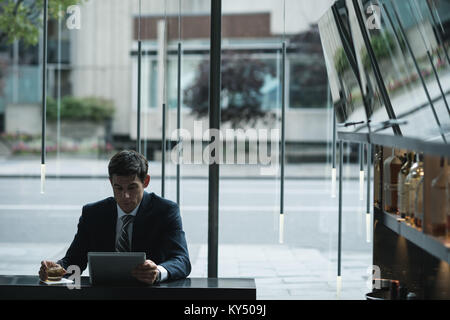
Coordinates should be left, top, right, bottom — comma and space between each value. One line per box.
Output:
57, 191, 191, 281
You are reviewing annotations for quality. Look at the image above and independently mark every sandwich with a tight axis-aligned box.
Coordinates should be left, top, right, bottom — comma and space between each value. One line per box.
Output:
47, 265, 66, 281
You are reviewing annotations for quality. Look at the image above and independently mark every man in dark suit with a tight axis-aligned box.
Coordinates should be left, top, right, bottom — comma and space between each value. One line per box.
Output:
39, 150, 191, 284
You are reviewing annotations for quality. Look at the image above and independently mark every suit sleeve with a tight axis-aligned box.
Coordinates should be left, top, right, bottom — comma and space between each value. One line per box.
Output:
159, 205, 191, 281
57, 205, 90, 273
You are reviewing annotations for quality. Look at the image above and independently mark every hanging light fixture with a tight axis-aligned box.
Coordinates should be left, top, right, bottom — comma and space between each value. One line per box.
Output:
337, 139, 343, 299
161, 0, 167, 198
41, 0, 49, 194
176, 0, 182, 206
366, 143, 372, 243
359, 143, 364, 201
279, 0, 286, 244
56, 4, 62, 176
136, 0, 142, 153
331, 111, 337, 198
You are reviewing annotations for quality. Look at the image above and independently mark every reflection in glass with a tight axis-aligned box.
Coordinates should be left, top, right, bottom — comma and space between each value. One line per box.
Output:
318, 4, 369, 133
346, 0, 450, 142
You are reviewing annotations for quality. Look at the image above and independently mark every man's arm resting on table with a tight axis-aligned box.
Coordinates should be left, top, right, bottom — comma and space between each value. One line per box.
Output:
158, 204, 191, 281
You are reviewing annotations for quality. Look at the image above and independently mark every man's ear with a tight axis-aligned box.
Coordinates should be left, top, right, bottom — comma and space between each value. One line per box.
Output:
143, 174, 150, 188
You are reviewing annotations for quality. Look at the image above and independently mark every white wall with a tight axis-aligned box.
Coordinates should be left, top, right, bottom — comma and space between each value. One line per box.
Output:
5, 104, 41, 135
70, 0, 134, 135
71, 0, 333, 141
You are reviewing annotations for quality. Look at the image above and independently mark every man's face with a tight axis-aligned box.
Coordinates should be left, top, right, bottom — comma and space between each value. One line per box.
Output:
110, 174, 150, 213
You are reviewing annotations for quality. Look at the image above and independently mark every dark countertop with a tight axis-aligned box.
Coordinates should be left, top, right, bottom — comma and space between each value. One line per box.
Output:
0, 275, 256, 300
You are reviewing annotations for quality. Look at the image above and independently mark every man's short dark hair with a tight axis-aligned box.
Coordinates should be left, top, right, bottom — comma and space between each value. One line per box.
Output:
108, 150, 148, 183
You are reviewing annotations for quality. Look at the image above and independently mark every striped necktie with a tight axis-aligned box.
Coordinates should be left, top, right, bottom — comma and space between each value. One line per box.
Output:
116, 214, 134, 252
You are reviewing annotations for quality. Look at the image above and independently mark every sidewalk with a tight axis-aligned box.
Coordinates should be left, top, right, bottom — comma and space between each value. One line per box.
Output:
0, 156, 361, 179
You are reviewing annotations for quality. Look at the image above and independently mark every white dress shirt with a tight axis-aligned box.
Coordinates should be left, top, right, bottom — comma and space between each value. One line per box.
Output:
116, 203, 168, 283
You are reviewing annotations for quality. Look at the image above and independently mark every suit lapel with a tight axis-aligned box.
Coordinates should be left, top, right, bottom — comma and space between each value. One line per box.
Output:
106, 197, 118, 251
131, 191, 154, 250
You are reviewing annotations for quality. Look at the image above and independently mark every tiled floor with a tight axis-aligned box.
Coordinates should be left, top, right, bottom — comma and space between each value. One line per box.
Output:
188, 244, 371, 300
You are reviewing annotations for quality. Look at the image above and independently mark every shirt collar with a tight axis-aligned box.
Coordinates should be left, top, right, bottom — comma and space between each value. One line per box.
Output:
117, 201, 141, 219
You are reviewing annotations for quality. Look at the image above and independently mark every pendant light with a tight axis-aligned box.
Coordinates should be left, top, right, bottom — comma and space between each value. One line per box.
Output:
40, 0, 49, 194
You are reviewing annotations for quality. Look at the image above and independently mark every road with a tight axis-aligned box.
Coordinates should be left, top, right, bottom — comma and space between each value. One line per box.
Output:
0, 177, 372, 251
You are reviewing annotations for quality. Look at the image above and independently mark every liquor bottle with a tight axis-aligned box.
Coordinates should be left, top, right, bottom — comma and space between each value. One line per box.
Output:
405, 154, 424, 225
398, 153, 414, 219
414, 175, 424, 229
447, 160, 450, 242
383, 149, 402, 213
374, 146, 382, 209
430, 158, 448, 237
447, 159, 450, 242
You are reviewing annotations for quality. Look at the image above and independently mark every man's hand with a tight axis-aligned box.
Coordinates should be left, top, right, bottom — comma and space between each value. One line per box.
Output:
39, 260, 63, 281
131, 259, 160, 285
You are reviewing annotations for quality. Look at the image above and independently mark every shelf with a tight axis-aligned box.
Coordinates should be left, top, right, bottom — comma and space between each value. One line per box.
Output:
374, 207, 450, 264
336, 131, 370, 144
337, 132, 450, 156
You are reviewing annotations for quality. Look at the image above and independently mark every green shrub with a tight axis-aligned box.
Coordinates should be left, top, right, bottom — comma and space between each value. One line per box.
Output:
334, 47, 350, 75
46, 96, 115, 123
361, 32, 397, 69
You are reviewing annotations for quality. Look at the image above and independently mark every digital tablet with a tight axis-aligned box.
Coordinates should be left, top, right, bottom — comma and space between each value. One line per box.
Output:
88, 252, 146, 285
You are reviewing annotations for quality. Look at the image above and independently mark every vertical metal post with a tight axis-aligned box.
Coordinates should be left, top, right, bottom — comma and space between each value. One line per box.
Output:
331, 110, 337, 198
176, 1, 182, 206
176, 45, 182, 204
137, 0, 142, 153
57, 4, 62, 163
359, 143, 364, 201
161, 102, 166, 197
208, 0, 221, 278
366, 143, 372, 243
161, 2, 167, 198
41, 0, 48, 194
279, 40, 286, 244
337, 139, 343, 297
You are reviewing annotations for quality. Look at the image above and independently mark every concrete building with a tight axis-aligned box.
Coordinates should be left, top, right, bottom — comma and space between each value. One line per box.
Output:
1, 0, 336, 160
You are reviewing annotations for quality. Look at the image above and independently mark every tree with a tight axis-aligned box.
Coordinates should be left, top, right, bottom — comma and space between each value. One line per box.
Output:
183, 25, 329, 127
0, 0, 84, 99
183, 52, 276, 128
0, 0, 83, 46
288, 24, 329, 109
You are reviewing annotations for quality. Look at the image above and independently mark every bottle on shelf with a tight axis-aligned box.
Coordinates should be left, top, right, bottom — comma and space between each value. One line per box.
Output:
405, 153, 424, 226
383, 149, 402, 214
398, 152, 414, 219
374, 146, 382, 209
445, 158, 450, 242
429, 158, 448, 238
414, 175, 424, 229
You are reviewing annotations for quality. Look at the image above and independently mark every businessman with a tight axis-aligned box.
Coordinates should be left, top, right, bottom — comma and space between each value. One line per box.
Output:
39, 150, 191, 284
